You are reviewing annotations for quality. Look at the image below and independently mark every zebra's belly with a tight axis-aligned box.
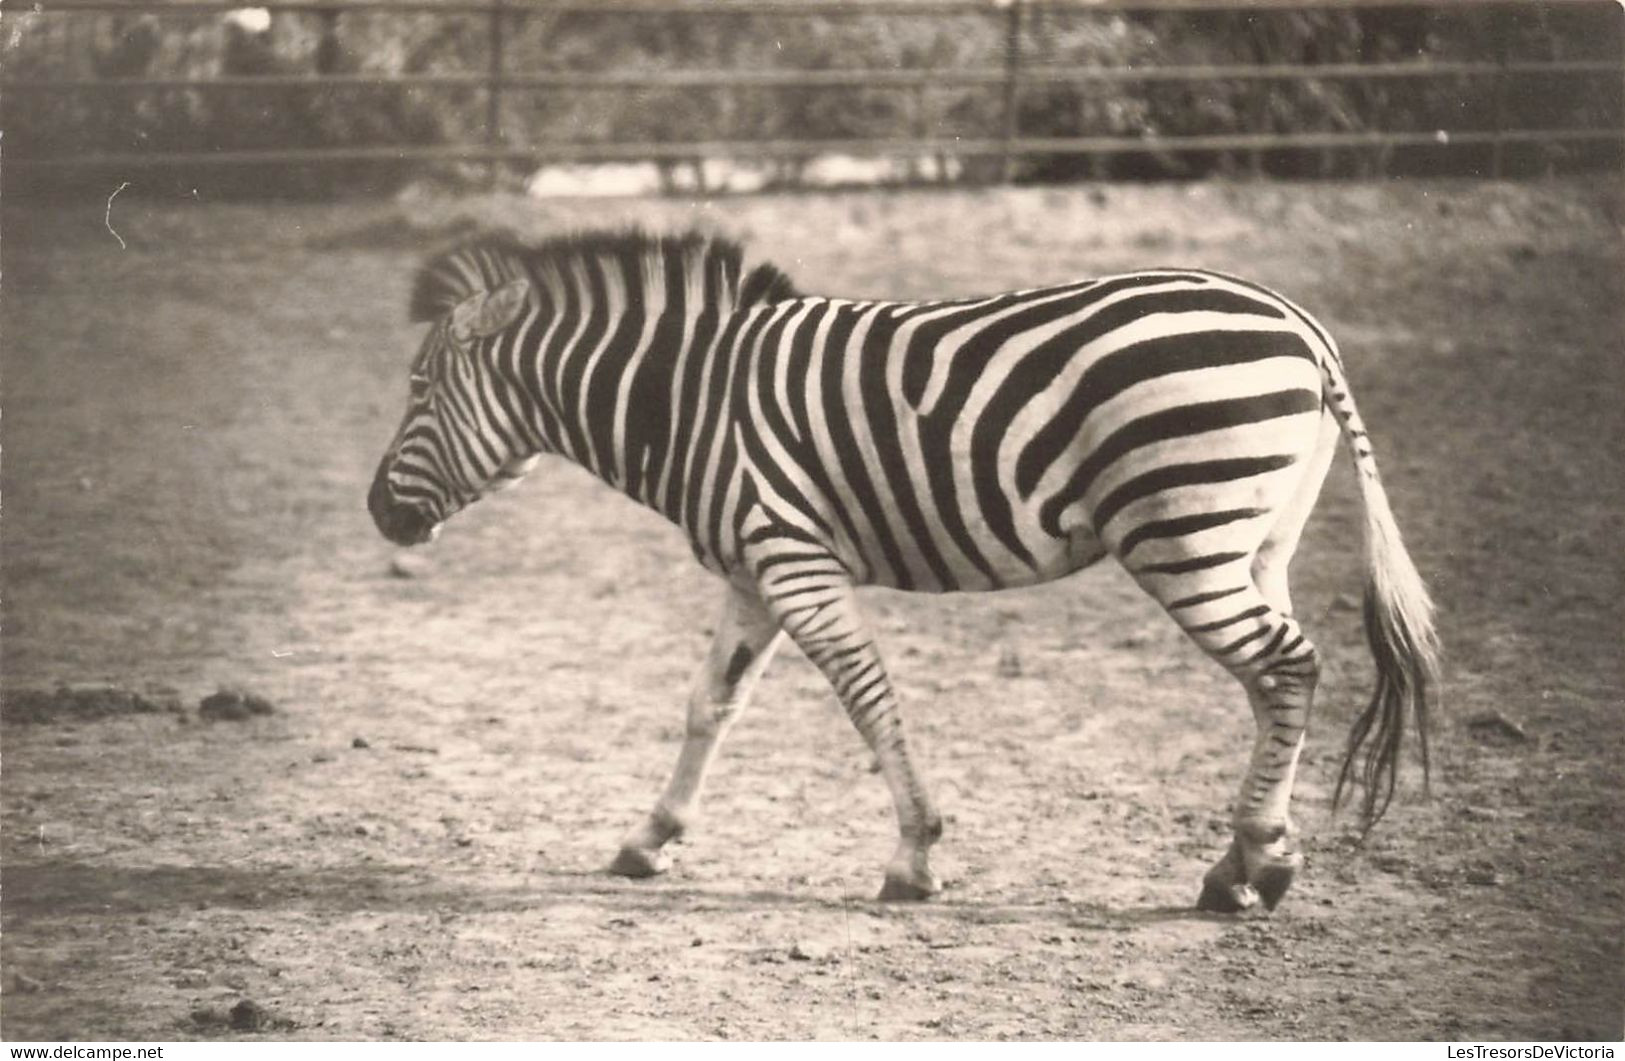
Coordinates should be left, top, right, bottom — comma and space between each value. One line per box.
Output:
1021, 524, 1111, 585
837, 519, 1109, 593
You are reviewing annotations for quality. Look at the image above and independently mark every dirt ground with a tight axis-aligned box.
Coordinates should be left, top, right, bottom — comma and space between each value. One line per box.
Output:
1, 179, 1620, 1042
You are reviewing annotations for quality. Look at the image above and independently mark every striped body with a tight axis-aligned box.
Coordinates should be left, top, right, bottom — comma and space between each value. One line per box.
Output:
369, 230, 1437, 909
727, 275, 1330, 597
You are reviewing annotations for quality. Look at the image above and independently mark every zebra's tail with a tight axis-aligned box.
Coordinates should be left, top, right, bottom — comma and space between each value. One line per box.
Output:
1318, 344, 1441, 831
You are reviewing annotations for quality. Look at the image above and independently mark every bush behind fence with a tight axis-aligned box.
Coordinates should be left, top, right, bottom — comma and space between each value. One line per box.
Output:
2, 1, 1621, 198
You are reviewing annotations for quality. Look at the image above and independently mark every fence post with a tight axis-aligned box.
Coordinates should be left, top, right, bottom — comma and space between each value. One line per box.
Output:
486, 0, 504, 190
315, 6, 341, 75
1488, 5, 1509, 178
911, 81, 929, 181
998, 0, 1024, 184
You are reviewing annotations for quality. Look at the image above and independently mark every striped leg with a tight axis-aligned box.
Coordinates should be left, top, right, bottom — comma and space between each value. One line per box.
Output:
1125, 417, 1337, 912
1207, 605, 1319, 914
1201, 414, 1338, 911
611, 580, 784, 879
747, 544, 943, 900
1147, 569, 1320, 913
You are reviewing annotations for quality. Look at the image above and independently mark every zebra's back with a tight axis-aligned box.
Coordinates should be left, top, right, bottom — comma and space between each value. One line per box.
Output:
730, 269, 1331, 594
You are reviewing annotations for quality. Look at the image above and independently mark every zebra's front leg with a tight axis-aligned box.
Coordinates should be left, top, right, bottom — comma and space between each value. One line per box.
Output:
753, 563, 943, 901
610, 580, 784, 879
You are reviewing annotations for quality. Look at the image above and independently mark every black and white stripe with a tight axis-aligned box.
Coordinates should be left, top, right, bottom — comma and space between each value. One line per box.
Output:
369, 230, 1438, 910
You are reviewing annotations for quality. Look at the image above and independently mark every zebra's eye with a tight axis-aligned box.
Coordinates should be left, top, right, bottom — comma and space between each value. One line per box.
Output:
409, 372, 432, 400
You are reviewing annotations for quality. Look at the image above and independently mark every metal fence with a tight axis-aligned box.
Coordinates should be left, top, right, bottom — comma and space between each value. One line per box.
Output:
3, 0, 1622, 183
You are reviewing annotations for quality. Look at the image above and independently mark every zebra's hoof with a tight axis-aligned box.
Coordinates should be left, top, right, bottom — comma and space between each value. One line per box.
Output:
878, 872, 941, 902
608, 846, 670, 879
1196, 878, 1259, 914
1252, 863, 1297, 911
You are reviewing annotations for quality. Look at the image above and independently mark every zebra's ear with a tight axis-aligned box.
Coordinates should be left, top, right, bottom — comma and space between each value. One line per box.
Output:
448, 279, 531, 345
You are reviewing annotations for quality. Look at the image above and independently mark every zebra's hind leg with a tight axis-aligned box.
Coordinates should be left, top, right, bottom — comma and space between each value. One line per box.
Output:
1143, 567, 1321, 913
1200, 619, 1319, 914
610, 580, 784, 879
1132, 416, 1337, 912
748, 556, 943, 901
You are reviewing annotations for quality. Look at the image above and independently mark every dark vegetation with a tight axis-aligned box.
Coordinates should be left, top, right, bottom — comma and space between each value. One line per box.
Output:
3, 3, 1620, 199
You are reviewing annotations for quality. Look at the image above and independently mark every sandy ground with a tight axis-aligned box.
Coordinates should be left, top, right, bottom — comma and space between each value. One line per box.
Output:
1, 180, 1620, 1041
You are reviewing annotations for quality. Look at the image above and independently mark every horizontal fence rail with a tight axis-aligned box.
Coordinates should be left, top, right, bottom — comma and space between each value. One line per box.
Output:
12, 58, 1624, 91
7, 0, 1625, 12
15, 129, 1617, 168
3, 0, 1621, 184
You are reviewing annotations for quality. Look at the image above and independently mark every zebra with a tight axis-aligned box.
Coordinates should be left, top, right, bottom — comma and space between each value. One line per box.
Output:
368, 229, 1438, 912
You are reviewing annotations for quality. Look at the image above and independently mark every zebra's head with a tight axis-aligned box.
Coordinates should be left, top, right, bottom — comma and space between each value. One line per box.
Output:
369, 278, 537, 547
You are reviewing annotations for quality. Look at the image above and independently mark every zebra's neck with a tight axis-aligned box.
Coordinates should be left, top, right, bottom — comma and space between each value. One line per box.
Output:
410, 230, 794, 555
488, 235, 794, 543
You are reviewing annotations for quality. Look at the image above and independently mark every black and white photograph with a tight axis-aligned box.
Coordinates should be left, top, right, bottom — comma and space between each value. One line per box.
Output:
1, 0, 1621, 1044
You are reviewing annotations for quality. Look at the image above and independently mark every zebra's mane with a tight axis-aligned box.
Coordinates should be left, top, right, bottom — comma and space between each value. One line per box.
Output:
408, 228, 799, 323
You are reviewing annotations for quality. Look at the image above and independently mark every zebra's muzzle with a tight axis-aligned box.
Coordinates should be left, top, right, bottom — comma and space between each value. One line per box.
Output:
368, 466, 439, 547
